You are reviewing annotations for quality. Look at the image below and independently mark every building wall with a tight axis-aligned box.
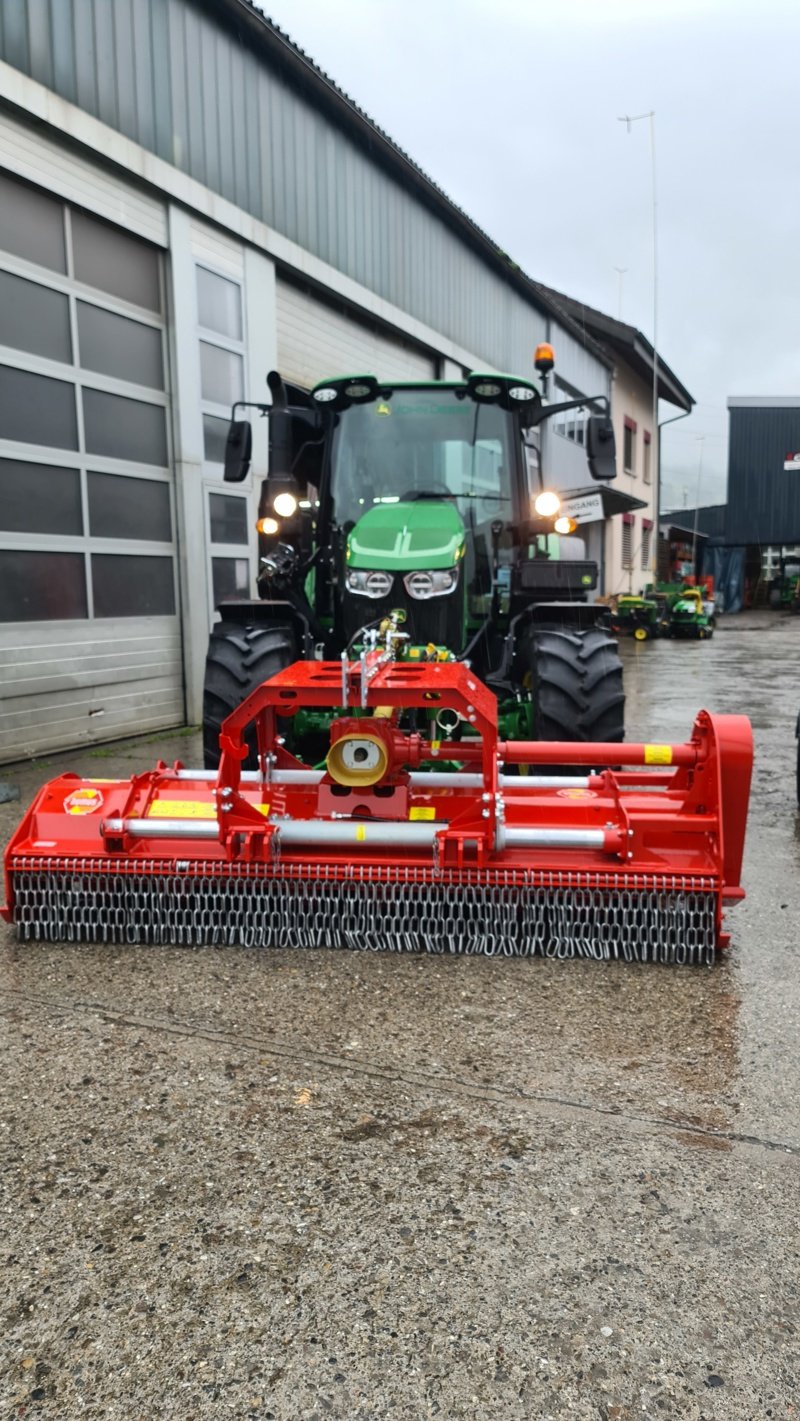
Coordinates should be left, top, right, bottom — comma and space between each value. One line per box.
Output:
0, 1, 614, 759
604, 356, 656, 595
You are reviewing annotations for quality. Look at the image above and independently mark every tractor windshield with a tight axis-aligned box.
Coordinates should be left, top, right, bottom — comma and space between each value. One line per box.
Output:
328, 389, 515, 532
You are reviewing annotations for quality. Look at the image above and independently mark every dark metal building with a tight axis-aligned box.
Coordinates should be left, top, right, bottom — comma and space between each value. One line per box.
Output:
726, 398, 800, 545
666, 397, 800, 610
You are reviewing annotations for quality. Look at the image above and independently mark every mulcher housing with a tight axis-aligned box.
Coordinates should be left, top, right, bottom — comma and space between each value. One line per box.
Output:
3, 653, 753, 964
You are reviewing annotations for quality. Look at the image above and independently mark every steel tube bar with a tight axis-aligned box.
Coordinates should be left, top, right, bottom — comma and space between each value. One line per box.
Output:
104, 817, 617, 853
173, 769, 594, 790
103, 817, 446, 848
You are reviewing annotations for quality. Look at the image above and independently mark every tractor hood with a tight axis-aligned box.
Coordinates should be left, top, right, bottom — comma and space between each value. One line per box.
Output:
347, 500, 466, 571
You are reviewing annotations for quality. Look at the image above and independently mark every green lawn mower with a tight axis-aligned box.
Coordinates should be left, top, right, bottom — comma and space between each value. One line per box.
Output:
768, 557, 800, 612
667, 586, 715, 640
610, 593, 670, 642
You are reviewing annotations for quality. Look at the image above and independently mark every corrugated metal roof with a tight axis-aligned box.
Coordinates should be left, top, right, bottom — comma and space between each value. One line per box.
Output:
535, 283, 694, 411
216, 0, 612, 367
664, 504, 727, 539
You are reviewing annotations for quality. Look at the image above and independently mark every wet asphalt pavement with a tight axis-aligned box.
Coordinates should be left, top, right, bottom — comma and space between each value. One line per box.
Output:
1, 611, 799, 1420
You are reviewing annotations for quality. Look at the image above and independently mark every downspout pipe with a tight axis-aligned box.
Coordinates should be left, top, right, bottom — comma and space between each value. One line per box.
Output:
657, 405, 694, 575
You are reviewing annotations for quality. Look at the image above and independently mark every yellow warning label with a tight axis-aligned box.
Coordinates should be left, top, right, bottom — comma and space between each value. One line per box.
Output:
644, 744, 673, 766
146, 800, 270, 819
430, 739, 441, 753
147, 801, 215, 819
355, 824, 367, 841
409, 806, 436, 821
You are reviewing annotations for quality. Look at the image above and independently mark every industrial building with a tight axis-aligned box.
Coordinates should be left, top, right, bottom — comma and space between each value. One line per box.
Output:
671, 397, 800, 610
0, 0, 671, 759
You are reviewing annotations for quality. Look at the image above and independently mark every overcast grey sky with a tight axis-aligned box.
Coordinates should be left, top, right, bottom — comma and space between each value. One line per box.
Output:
259, 0, 800, 511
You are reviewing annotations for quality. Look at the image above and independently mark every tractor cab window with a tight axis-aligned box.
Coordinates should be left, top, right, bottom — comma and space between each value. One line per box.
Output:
329, 389, 516, 604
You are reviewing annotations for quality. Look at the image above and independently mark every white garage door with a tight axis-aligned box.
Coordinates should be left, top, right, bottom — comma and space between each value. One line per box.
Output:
277, 278, 437, 389
0, 167, 181, 763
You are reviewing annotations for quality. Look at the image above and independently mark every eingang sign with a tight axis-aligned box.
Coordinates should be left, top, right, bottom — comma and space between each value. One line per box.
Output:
560, 491, 605, 524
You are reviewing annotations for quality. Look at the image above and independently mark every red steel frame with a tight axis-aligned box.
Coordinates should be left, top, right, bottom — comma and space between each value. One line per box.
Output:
2, 658, 753, 947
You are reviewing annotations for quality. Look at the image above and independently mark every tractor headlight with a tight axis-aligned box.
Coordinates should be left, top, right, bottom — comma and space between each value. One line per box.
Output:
404, 567, 460, 600
345, 569, 394, 599
273, 491, 298, 518
534, 490, 561, 517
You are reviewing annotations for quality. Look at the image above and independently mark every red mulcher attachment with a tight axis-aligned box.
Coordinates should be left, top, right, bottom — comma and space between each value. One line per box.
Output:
2, 654, 753, 964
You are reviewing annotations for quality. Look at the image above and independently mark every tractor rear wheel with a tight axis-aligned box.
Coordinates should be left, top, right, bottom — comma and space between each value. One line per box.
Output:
520, 626, 625, 744
203, 620, 298, 769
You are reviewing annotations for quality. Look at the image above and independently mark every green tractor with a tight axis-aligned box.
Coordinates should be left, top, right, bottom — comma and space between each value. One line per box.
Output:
203, 368, 624, 767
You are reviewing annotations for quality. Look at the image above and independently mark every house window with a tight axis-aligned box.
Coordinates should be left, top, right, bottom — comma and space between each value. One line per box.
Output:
641, 518, 653, 570
623, 417, 637, 474
643, 430, 652, 484
622, 514, 635, 569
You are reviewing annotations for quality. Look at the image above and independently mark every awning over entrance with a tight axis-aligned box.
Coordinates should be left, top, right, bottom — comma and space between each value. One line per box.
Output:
560, 485, 649, 524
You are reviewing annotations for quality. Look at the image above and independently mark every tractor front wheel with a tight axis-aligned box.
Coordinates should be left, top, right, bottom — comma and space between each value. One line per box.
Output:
202, 620, 298, 769
519, 626, 625, 744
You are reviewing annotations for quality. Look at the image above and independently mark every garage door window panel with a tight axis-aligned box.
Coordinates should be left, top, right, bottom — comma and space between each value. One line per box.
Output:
0, 172, 67, 273
197, 267, 242, 340
77, 303, 164, 389
0, 271, 72, 363
82, 388, 168, 466
0, 459, 83, 535
0, 365, 78, 449
71, 209, 161, 312
91, 554, 175, 617
88, 472, 172, 541
209, 493, 249, 545
200, 341, 243, 406
0, 548, 87, 621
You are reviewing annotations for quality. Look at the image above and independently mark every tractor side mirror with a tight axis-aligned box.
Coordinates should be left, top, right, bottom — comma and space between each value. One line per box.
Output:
223, 420, 253, 483
586, 415, 617, 482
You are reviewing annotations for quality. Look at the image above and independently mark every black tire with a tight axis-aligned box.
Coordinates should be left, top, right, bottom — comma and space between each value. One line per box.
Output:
203, 620, 298, 769
520, 626, 625, 744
